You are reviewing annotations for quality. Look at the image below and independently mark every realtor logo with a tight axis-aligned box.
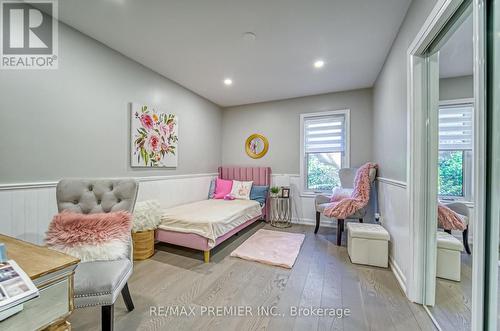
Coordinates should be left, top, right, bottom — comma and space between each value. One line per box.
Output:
0, 0, 58, 69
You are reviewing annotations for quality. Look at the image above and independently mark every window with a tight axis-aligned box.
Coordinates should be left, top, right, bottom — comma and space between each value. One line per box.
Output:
438, 102, 473, 200
300, 110, 350, 194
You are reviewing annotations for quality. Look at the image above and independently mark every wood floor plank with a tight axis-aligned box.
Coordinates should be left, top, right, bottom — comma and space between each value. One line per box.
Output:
317, 236, 344, 331
266, 231, 317, 331
69, 224, 436, 331
293, 233, 327, 331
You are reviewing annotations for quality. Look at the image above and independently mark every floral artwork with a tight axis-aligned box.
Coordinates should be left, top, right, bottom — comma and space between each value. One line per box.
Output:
131, 103, 178, 167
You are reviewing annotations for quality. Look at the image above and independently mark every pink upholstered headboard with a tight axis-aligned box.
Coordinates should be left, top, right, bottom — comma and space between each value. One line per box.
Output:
218, 166, 272, 220
218, 166, 271, 186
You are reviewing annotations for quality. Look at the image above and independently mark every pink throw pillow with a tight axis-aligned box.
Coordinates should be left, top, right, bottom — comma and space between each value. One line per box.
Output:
214, 178, 233, 199
45, 211, 132, 262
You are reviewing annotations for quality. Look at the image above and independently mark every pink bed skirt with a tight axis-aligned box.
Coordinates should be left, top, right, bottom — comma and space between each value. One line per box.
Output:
155, 214, 262, 251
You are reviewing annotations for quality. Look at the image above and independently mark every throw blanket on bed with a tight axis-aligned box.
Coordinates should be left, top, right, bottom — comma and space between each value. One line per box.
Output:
437, 203, 466, 231
323, 163, 377, 219
158, 199, 262, 248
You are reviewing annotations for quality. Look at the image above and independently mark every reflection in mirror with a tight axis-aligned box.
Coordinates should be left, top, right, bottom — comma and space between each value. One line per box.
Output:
427, 10, 474, 330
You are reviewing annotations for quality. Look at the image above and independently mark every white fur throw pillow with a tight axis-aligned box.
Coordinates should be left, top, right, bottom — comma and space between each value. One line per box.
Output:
132, 200, 161, 232
230, 180, 253, 200
45, 211, 132, 262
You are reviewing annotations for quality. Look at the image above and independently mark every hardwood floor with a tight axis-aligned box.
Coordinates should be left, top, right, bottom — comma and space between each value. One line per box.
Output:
69, 223, 436, 331
428, 251, 472, 331
429, 249, 500, 331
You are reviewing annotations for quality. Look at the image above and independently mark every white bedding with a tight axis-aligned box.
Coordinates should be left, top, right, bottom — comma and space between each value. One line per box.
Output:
158, 199, 262, 247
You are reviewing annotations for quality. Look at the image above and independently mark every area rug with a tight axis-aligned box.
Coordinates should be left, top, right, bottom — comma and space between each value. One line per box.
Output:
230, 229, 305, 268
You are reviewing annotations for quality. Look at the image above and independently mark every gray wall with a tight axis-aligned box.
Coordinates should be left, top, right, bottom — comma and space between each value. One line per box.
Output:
372, 0, 438, 181
439, 75, 473, 100
0, 23, 223, 184
222, 89, 373, 174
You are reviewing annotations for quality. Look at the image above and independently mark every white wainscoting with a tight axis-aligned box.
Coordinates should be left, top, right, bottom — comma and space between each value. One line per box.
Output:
376, 177, 409, 295
0, 173, 217, 245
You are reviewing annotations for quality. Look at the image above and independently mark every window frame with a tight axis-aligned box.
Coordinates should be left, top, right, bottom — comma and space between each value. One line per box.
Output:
438, 98, 474, 202
299, 109, 350, 196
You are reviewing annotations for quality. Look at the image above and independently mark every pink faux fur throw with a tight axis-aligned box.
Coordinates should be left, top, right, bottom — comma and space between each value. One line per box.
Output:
437, 203, 466, 231
323, 163, 377, 219
45, 211, 132, 262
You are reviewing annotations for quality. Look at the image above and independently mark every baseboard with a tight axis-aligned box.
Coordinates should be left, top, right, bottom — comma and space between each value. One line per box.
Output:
389, 255, 407, 295
291, 218, 335, 228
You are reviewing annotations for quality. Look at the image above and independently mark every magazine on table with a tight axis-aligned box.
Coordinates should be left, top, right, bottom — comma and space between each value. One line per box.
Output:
0, 260, 39, 312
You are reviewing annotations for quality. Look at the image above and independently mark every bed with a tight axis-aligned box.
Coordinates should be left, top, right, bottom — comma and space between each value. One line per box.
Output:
155, 166, 271, 262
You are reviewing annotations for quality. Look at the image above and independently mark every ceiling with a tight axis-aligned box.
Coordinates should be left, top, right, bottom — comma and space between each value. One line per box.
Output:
439, 14, 473, 78
57, 0, 412, 107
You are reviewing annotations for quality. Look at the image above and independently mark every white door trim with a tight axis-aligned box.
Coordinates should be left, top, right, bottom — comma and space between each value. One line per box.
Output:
471, 2, 486, 328
408, 0, 485, 329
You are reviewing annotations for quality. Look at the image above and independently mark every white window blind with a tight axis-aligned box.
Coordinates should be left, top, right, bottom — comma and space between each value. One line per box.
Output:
438, 105, 473, 151
304, 114, 345, 153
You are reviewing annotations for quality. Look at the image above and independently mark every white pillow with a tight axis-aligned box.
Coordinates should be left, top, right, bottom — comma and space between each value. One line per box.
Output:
230, 180, 253, 200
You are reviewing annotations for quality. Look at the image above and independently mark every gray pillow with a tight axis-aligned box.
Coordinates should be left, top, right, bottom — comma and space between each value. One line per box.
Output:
208, 178, 216, 199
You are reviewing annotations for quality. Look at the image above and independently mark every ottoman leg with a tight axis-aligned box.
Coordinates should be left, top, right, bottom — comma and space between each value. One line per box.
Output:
336, 219, 345, 246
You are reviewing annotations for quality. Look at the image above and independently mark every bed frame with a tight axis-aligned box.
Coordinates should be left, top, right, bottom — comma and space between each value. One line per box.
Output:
155, 166, 272, 263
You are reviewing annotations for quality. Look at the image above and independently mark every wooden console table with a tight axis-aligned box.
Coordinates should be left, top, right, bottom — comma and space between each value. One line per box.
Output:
0, 234, 79, 331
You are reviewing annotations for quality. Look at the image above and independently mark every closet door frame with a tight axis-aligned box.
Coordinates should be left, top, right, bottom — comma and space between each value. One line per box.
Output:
407, 1, 486, 330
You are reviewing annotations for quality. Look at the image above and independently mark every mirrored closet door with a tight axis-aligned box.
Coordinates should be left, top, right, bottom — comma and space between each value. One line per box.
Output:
424, 4, 475, 329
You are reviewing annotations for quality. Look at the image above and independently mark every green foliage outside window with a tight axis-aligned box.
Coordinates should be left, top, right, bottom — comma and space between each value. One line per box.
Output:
438, 150, 464, 197
307, 153, 341, 191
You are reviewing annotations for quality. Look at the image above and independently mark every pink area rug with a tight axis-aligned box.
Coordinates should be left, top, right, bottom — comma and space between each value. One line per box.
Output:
230, 229, 305, 268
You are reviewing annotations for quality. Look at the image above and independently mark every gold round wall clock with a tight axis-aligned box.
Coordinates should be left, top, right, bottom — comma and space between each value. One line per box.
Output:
245, 134, 269, 159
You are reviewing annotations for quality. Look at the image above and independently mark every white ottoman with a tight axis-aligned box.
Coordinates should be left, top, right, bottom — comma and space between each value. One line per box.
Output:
347, 223, 390, 268
436, 232, 463, 281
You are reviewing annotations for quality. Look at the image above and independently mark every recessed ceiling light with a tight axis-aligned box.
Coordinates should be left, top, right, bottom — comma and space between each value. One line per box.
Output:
314, 60, 325, 68
224, 78, 233, 86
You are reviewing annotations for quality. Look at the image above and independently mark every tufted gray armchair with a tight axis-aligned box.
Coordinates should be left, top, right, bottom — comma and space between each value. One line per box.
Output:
314, 167, 377, 246
56, 178, 138, 331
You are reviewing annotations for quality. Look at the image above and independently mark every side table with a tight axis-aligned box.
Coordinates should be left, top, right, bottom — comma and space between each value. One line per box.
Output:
269, 197, 292, 228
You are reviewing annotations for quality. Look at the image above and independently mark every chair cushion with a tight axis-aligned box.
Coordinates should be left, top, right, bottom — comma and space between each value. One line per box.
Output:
437, 232, 463, 251
316, 203, 330, 213
346, 223, 390, 241
74, 259, 132, 308
317, 203, 366, 219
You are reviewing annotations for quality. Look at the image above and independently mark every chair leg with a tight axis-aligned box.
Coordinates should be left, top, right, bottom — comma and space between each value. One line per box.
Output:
359, 218, 363, 223
121, 283, 134, 312
315, 212, 320, 234
102, 304, 114, 331
463, 226, 471, 255
336, 219, 345, 246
